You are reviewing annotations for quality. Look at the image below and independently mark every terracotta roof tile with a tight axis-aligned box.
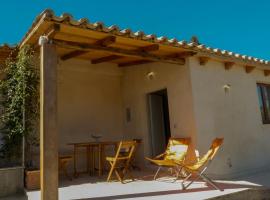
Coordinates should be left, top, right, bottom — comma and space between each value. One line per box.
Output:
0, 44, 15, 50
0, 44, 16, 66
20, 9, 270, 66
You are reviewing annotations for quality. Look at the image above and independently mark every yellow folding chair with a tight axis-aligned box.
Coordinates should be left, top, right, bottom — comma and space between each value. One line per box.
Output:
179, 138, 224, 191
106, 140, 137, 183
145, 138, 190, 181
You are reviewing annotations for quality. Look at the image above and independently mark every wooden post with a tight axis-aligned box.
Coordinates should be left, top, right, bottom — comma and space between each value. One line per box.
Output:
39, 36, 58, 200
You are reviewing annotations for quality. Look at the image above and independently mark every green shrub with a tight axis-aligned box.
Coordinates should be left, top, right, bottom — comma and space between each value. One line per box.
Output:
0, 45, 39, 166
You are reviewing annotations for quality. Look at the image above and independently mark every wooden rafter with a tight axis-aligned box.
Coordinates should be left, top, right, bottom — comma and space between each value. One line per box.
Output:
116, 51, 195, 67
264, 70, 270, 76
61, 50, 87, 61
61, 50, 86, 61
60, 35, 116, 61
32, 23, 61, 50
91, 55, 122, 64
199, 56, 210, 65
168, 51, 196, 58
95, 35, 116, 47
118, 60, 153, 67
139, 44, 159, 52
54, 39, 185, 65
46, 24, 60, 39
90, 44, 159, 64
224, 62, 234, 70
245, 65, 255, 73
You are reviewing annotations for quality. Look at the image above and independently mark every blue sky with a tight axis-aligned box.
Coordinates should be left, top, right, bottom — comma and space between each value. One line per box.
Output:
1, 0, 270, 59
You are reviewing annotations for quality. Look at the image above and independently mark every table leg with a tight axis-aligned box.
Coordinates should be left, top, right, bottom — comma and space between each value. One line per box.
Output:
98, 144, 102, 176
101, 145, 104, 175
87, 146, 91, 175
73, 146, 78, 178
114, 143, 118, 154
90, 146, 94, 175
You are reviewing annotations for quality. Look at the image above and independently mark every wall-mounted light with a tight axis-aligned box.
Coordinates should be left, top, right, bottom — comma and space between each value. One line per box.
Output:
146, 71, 156, 80
223, 84, 231, 93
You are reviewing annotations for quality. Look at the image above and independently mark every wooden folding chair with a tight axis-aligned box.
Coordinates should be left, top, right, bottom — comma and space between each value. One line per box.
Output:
59, 155, 73, 180
145, 137, 190, 181
131, 139, 142, 171
179, 138, 224, 191
106, 140, 137, 183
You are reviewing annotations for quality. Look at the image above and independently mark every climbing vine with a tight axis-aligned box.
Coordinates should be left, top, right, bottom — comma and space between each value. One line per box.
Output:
0, 45, 39, 164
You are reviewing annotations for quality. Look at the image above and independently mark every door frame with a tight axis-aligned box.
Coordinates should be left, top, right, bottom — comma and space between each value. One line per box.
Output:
147, 88, 171, 157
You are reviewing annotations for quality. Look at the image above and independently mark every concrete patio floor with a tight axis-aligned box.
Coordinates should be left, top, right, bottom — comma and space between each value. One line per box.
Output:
23, 169, 270, 200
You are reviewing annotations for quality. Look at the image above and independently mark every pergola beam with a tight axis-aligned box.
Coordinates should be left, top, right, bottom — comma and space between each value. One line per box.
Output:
95, 35, 116, 47
91, 55, 122, 64
61, 50, 86, 61
54, 39, 185, 65
168, 51, 197, 58
117, 51, 196, 67
245, 65, 255, 73
224, 62, 234, 70
199, 56, 210, 65
90, 44, 161, 65
46, 24, 61, 39
118, 60, 153, 67
61, 35, 116, 61
139, 44, 159, 52
264, 70, 270, 76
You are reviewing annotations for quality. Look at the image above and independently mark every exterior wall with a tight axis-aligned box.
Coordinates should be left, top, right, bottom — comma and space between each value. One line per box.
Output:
189, 57, 270, 179
58, 59, 198, 169
54, 56, 270, 178
57, 59, 124, 169
121, 62, 197, 164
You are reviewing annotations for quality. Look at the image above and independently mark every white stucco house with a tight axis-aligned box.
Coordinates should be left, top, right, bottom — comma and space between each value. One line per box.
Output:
1, 9, 270, 199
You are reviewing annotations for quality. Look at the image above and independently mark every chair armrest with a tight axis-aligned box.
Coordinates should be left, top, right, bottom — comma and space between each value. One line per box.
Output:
154, 153, 166, 159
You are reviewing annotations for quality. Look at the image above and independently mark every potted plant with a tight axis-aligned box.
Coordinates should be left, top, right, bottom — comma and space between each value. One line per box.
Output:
25, 130, 40, 190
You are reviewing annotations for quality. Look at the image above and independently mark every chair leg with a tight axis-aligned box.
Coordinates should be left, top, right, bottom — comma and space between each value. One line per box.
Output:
114, 169, 123, 183
59, 160, 72, 181
107, 161, 115, 182
122, 163, 134, 182
154, 166, 162, 180
181, 173, 193, 190
63, 163, 72, 181
200, 174, 223, 191
122, 163, 128, 179
182, 166, 209, 190
182, 170, 204, 190
172, 167, 182, 183
127, 168, 135, 181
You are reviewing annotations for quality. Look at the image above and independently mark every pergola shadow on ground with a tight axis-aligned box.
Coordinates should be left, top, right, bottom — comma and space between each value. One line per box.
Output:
25, 170, 270, 200
71, 183, 260, 200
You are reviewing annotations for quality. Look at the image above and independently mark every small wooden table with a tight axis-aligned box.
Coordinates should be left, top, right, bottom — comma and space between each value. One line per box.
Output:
68, 141, 118, 177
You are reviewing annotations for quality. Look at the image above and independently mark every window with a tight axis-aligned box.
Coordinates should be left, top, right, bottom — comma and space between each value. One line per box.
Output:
257, 83, 270, 124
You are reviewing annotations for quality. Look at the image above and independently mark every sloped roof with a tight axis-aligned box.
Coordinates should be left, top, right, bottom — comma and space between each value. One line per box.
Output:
0, 44, 16, 66
19, 9, 270, 68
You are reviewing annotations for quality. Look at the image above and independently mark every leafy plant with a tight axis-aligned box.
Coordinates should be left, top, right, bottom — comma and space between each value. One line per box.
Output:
0, 45, 39, 166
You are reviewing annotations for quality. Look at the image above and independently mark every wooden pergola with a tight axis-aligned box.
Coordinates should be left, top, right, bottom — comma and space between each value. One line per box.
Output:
19, 11, 198, 200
